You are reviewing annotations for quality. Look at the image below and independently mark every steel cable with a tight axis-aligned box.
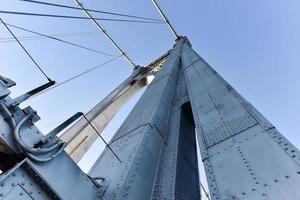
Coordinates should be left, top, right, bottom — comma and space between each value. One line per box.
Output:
0, 31, 96, 43
0, 10, 165, 24
0, 18, 53, 82
20, 0, 162, 22
0, 21, 113, 56
28, 55, 122, 99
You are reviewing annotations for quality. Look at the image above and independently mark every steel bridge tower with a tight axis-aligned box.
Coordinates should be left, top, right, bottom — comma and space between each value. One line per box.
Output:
0, 37, 300, 200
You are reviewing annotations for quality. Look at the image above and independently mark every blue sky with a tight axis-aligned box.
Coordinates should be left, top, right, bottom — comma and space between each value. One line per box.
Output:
1, 0, 300, 195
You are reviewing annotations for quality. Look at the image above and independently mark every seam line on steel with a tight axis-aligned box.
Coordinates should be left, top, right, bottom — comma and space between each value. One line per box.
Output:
111, 123, 152, 144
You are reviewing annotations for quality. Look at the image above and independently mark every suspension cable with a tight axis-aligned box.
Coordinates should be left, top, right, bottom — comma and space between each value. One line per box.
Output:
74, 0, 137, 69
20, 0, 162, 22
0, 10, 164, 24
0, 18, 52, 82
151, 0, 179, 39
1, 21, 113, 56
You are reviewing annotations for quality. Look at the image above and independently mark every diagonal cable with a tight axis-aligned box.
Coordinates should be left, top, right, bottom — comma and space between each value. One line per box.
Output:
0, 31, 96, 43
82, 114, 122, 163
1, 21, 113, 56
0, 18, 52, 82
28, 55, 122, 99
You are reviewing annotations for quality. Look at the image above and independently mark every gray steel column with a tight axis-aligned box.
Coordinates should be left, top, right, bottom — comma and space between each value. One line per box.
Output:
181, 42, 300, 199
88, 38, 201, 199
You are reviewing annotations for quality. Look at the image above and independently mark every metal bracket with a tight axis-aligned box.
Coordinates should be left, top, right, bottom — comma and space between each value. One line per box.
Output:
23, 106, 40, 123
0, 75, 16, 88
35, 112, 83, 147
6, 80, 55, 108
0, 75, 16, 99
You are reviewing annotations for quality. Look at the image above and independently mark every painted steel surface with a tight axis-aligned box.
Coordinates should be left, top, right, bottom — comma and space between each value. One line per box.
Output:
89, 38, 201, 199
1, 37, 300, 200
181, 42, 300, 199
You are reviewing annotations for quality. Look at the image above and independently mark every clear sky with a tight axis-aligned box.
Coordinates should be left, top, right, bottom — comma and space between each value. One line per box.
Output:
1, 0, 300, 197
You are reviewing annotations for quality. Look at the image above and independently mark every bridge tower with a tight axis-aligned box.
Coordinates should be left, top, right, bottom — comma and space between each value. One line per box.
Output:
0, 37, 300, 200
86, 37, 300, 199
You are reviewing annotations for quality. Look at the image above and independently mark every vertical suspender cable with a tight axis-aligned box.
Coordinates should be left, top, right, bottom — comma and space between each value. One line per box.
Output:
73, 0, 137, 69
